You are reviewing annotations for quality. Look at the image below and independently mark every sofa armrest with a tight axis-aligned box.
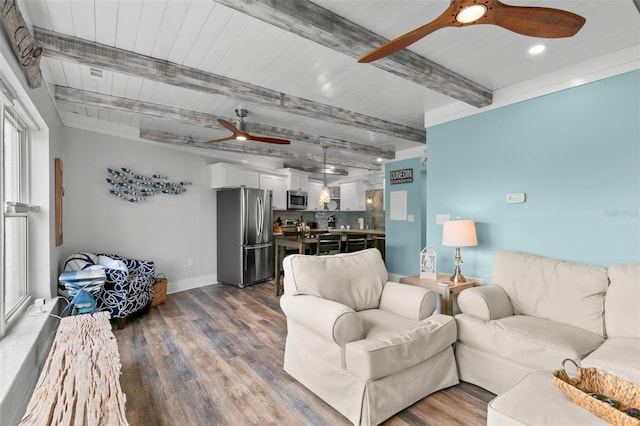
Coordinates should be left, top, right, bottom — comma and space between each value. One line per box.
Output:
379, 281, 437, 320
280, 294, 363, 345
457, 285, 513, 320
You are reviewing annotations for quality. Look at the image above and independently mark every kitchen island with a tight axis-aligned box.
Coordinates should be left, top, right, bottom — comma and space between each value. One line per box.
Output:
274, 228, 385, 237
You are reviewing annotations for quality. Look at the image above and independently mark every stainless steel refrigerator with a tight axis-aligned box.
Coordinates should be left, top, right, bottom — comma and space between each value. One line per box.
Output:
216, 187, 274, 288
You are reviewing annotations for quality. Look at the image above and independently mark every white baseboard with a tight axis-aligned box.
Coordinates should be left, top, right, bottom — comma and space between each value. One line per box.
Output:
388, 273, 404, 282
167, 274, 219, 295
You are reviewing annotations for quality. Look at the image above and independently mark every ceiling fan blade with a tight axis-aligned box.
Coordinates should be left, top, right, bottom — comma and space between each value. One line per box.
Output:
491, 1, 586, 38
247, 135, 291, 145
358, 2, 457, 63
217, 118, 240, 135
359, 0, 585, 64
207, 136, 235, 143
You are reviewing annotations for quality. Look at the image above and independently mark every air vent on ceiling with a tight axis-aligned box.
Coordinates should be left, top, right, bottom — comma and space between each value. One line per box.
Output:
89, 67, 104, 80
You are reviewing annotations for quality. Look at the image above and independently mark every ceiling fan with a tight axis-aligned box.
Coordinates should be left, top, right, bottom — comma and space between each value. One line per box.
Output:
208, 109, 291, 145
358, 0, 586, 63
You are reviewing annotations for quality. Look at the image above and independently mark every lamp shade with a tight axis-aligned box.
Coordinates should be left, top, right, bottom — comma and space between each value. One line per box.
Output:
442, 220, 477, 247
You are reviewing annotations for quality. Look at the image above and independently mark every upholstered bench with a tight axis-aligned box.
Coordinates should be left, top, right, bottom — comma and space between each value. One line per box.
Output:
487, 371, 608, 425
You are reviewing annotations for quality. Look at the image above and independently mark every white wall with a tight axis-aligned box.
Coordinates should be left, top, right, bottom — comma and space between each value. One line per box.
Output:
0, 19, 64, 425
62, 128, 218, 293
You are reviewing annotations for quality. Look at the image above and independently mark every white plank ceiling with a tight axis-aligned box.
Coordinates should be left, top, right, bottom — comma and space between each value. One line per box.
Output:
18, 0, 640, 179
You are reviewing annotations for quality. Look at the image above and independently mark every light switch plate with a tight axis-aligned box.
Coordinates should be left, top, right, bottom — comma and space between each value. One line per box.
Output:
507, 193, 526, 203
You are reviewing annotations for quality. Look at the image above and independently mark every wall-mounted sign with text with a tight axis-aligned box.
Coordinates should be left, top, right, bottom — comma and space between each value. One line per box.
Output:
390, 168, 413, 185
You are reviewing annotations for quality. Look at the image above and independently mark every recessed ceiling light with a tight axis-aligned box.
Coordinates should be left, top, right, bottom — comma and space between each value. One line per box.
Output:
376, 158, 383, 162
528, 44, 546, 55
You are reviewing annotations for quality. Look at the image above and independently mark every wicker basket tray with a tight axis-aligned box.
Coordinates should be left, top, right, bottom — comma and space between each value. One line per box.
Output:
151, 274, 167, 307
552, 359, 640, 426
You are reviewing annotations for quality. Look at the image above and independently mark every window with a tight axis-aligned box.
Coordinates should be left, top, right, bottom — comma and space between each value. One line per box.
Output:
1, 105, 32, 337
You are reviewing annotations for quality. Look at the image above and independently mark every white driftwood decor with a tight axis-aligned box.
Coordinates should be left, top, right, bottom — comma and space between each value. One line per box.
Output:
0, 1, 43, 88
19, 312, 128, 426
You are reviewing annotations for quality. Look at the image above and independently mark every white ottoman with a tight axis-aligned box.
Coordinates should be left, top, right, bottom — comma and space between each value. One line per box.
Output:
487, 371, 609, 425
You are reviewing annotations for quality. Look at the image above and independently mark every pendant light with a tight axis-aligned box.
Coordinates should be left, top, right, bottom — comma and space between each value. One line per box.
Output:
319, 146, 331, 205
366, 170, 373, 204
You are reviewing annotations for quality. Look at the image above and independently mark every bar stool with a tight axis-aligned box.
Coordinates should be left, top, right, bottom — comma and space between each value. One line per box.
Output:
316, 233, 342, 255
344, 233, 367, 252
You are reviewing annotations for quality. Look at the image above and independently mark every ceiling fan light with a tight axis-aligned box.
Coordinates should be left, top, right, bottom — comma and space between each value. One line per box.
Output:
456, 4, 487, 24
236, 135, 247, 141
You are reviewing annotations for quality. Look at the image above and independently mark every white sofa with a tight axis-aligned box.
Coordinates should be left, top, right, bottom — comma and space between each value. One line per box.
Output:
581, 263, 640, 383
280, 248, 459, 426
455, 250, 640, 396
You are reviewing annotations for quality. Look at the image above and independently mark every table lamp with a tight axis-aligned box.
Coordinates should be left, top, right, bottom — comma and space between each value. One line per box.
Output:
442, 219, 477, 283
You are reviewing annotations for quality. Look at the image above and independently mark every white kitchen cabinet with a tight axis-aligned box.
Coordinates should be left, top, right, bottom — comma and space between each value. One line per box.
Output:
279, 168, 309, 191
209, 163, 259, 189
305, 181, 323, 211
340, 181, 365, 211
260, 173, 287, 210
288, 171, 308, 192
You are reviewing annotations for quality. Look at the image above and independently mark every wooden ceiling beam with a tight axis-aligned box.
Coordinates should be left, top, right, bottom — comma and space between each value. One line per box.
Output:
54, 86, 395, 160
215, 0, 492, 108
283, 164, 349, 176
139, 129, 382, 171
34, 27, 425, 143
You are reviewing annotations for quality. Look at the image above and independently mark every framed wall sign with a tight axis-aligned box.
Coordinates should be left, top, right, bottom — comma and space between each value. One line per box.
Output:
390, 168, 413, 185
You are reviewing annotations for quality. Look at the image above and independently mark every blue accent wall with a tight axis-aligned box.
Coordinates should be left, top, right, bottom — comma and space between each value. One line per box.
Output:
426, 70, 640, 282
385, 157, 427, 275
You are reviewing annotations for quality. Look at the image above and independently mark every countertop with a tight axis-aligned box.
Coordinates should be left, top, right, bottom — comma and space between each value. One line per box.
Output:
274, 228, 385, 237
327, 228, 385, 236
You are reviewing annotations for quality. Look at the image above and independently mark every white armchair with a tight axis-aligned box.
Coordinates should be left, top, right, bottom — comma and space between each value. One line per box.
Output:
280, 248, 458, 426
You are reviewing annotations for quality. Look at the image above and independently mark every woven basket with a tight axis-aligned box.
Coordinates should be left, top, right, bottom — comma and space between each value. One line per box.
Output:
552, 359, 640, 426
151, 274, 167, 307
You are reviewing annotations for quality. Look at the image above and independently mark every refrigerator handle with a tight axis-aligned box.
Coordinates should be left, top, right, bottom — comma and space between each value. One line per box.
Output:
260, 196, 265, 237
257, 195, 263, 238
262, 196, 265, 238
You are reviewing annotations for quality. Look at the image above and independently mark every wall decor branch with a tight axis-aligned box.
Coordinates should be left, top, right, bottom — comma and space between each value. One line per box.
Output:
106, 168, 192, 203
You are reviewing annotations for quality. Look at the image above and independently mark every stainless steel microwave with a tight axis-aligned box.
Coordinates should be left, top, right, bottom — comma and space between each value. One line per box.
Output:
286, 190, 308, 210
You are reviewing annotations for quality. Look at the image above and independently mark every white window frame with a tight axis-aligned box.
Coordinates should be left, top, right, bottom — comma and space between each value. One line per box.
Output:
0, 94, 34, 338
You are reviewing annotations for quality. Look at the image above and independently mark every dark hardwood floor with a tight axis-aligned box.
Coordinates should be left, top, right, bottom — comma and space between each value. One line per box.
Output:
115, 281, 495, 425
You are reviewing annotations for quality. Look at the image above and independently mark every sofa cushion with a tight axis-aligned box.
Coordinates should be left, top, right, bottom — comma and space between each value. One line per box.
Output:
487, 371, 610, 426
283, 248, 387, 311
492, 251, 608, 337
605, 264, 640, 338
456, 314, 604, 371
345, 310, 456, 381
581, 337, 640, 385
